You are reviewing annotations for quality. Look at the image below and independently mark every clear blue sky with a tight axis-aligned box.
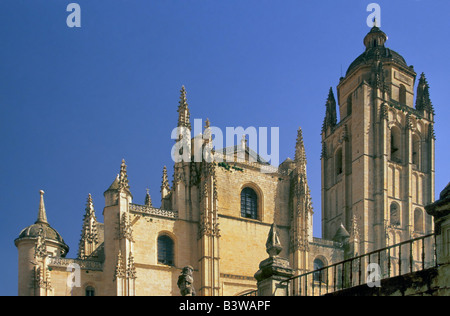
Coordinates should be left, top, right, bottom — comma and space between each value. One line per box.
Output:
1, 0, 449, 296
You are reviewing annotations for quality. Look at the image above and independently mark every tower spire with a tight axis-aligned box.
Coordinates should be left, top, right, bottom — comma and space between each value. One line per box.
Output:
177, 85, 191, 130
36, 190, 48, 225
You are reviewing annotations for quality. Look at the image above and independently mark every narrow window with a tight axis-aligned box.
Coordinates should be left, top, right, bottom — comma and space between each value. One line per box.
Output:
157, 235, 174, 266
241, 187, 258, 220
414, 208, 424, 233
390, 127, 401, 163
412, 134, 420, 168
390, 202, 401, 226
85, 286, 95, 296
399, 84, 407, 105
336, 148, 343, 176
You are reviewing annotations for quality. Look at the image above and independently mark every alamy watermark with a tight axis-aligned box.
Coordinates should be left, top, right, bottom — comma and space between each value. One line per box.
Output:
367, 3, 381, 28
66, 263, 81, 290
366, 263, 382, 288
171, 119, 279, 173
66, 3, 81, 28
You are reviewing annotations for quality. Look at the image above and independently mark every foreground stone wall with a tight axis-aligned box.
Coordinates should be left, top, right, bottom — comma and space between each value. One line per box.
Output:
326, 265, 449, 296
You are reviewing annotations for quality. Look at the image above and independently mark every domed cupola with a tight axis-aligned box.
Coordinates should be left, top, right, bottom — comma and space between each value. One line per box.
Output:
363, 25, 388, 49
15, 190, 69, 257
345, 26, 410, 77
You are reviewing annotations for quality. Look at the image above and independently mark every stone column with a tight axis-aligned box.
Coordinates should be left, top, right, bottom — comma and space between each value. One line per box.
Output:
425, 182, 450, 296
425, 182, 450, 266
254, 223, 293, 296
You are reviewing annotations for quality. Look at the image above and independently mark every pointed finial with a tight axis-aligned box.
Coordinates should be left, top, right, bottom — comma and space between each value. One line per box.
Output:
36, 190, 48, 225
416, 72, 434, 114
145, 188, 152, 207
241, 134, 247, 149
161, 166, 170, 193
323, 88, 337, 132
327, 87, 335, 100
118, 159, 130, 192
178, 85, 191, 130
295, 127, 307, 167
265, 223, 282, 257
296, 127, 304, 146
85, 193, 95, 215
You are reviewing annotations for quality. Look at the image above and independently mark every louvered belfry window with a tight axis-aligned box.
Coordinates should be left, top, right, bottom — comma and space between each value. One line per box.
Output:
241, 187, 258, 220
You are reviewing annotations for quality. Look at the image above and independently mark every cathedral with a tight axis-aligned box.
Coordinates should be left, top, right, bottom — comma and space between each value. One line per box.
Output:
14, 25, 436, 296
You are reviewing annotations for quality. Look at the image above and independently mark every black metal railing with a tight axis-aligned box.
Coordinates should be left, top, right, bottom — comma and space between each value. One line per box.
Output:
240, 289, 258, 296
280, 233, 436, 296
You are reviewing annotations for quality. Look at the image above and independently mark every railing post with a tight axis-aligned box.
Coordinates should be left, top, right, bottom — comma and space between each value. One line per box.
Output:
254, 224, 293, 296
387, 247, 391, 278
409, 241, 414, 273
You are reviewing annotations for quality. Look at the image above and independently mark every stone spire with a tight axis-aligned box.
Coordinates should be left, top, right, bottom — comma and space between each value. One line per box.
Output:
177, 85, 191, 130
36, 190, 48, 225
322, 87, 337, 133
294, 127, 307, 171
415, 72, 434, 115
145, 189, 152, 207
78, 194, 99, 259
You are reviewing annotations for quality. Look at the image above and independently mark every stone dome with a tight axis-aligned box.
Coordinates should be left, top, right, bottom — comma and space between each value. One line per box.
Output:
346, 26, 409, 76
14, 190, 69, 255
17, 222, 67, 245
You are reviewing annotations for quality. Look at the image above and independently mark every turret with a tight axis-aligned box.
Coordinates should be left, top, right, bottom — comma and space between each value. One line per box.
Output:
102, 159, 134, 295
15, 190, 69, 296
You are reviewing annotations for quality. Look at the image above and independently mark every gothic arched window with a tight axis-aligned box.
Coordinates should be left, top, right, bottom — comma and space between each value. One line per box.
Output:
241, 187, 258, 220
157, 235, 174, 266
313, 258, 326, 282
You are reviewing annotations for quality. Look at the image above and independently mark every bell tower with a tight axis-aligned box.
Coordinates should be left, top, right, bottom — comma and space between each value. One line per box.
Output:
321, 26, 435, 254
